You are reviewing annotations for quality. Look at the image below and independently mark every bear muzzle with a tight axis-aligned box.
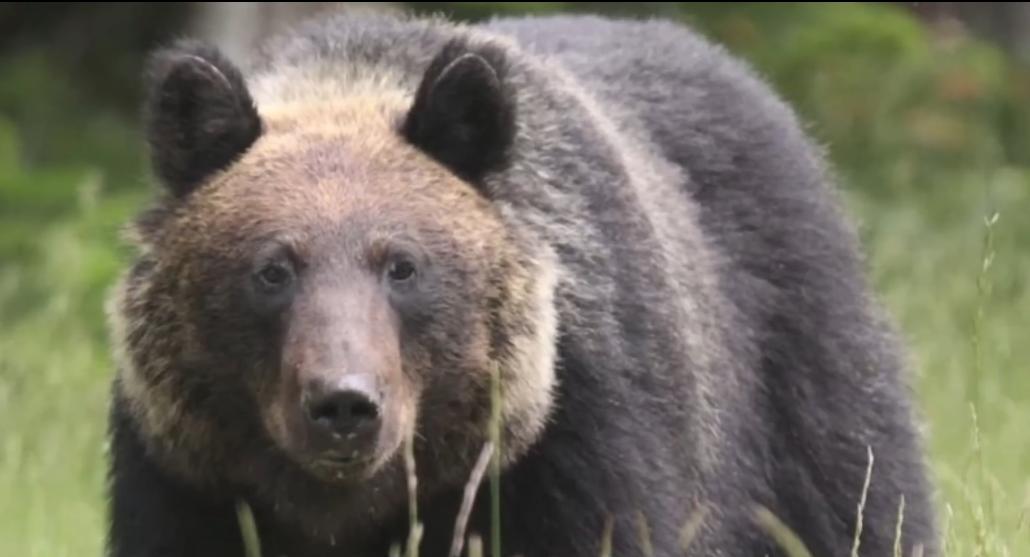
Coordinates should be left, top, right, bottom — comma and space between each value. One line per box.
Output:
267, 276, 413, 481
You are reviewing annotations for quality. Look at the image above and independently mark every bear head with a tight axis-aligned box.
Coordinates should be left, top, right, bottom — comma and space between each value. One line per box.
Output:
107, 35, 558, 538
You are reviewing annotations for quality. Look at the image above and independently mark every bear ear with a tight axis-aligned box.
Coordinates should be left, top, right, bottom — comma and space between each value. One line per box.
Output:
144, 40, 263, 198
402, 39, 516, 185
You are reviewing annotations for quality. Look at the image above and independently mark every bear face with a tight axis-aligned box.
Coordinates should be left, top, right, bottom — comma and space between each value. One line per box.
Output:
108, 37, 558, 536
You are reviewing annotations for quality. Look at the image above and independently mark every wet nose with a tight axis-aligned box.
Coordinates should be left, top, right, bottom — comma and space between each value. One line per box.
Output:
304, 376, 381, 438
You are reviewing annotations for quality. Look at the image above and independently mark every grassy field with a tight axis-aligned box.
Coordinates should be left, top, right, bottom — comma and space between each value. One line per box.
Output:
1, 4, 1028, 556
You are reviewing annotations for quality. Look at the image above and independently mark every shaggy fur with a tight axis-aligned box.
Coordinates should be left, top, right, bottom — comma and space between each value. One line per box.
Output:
105, 10, 939, 557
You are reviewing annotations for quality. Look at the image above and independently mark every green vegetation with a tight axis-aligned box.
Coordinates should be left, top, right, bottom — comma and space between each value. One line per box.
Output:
1, 3, 1027, 556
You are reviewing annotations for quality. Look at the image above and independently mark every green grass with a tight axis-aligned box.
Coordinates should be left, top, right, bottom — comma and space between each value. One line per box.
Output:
0, 184, 143, 557
849, 168, 1030, 556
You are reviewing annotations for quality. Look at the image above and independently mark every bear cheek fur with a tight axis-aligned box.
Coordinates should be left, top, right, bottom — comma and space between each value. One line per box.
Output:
109, 250, 268, 486
408, 226, 559, 487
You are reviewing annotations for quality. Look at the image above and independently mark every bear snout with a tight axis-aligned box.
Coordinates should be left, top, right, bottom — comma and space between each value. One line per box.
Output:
302, 373, 382, 452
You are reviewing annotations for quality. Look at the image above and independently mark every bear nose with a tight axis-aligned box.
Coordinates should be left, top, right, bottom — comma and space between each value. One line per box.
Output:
306, 390, 380, 435
304, 376, 382, 438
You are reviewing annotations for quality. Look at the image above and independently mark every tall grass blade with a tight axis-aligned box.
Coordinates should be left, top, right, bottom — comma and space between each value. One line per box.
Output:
235, 500, 262, 557
449, 441, 495, 557
851, 445, 875, 557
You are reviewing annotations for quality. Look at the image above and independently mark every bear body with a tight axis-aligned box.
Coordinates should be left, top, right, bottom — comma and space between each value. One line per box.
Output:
105, 11, 938, 557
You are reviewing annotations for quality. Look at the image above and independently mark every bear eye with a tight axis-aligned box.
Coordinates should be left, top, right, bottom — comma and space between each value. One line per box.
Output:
255, 261, 293, 293
387, 259, 417, 284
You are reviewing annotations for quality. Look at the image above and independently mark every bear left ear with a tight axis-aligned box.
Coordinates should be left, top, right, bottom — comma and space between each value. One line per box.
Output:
144, 40, 263, 198
402, 39, 516, 185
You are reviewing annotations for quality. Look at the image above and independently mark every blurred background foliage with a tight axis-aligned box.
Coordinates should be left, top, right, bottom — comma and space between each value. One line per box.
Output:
1, 3, 1027, 556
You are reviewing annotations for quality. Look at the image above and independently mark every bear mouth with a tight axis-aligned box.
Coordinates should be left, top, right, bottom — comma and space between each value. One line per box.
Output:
305, 452, 377, 482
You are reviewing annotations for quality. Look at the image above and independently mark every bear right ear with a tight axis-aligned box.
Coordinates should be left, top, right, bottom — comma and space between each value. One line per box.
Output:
144, 41, 263, 197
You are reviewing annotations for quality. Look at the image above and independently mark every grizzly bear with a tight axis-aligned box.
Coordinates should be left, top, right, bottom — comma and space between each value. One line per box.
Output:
104, 10, 939, 557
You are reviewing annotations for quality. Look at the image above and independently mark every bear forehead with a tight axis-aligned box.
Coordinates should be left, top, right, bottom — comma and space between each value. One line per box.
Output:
170, 98, 499, 246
